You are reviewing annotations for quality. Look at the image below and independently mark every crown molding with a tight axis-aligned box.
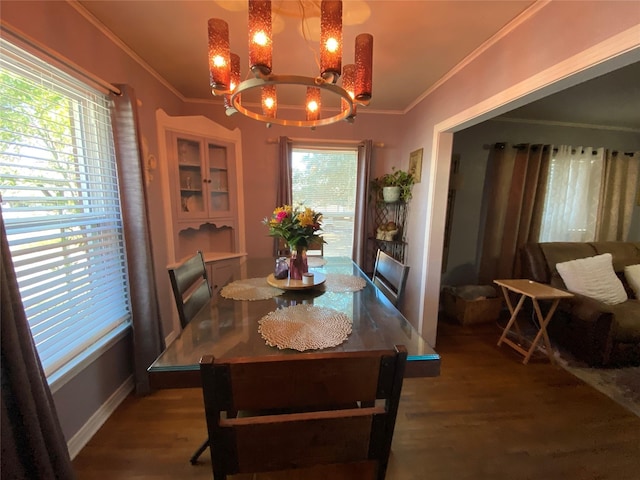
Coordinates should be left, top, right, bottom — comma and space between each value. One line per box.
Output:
491, 116, 640, 134
67, 0, 186, 102
405, 0, 551, 113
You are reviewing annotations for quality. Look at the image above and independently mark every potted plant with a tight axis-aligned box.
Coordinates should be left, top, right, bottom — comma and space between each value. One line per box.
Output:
370, 167, 415, 203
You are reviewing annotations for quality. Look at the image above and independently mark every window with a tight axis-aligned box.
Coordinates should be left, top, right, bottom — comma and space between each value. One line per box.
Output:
292, 147, 358, 257
0, 39, 131, 387
538, 146, 604, 242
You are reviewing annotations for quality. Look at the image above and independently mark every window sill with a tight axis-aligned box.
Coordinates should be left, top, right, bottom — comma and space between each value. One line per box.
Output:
48, 322, 132, 394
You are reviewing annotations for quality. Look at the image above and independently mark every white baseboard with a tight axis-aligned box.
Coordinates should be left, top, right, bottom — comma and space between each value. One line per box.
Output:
67, 375, 134, 459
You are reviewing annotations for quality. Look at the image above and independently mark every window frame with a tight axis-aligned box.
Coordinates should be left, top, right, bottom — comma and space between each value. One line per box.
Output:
0, 37, 132, 392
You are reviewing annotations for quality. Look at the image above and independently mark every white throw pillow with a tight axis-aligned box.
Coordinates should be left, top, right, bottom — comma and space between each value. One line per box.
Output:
624, 264, 640, 299
556, 253, 627, 305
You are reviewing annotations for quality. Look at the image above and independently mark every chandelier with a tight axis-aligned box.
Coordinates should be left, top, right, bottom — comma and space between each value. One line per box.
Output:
208, 0, 373, 128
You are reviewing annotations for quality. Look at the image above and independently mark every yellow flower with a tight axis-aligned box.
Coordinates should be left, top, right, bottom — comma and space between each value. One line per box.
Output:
297, 207, 315, 227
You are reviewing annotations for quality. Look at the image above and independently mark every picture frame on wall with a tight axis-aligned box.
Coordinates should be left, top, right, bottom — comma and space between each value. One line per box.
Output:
409, 148, 423, 183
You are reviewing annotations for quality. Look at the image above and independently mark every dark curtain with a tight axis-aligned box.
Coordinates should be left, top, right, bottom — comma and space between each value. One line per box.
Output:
277, 136, 293, 206
477, 143, 549, 283
595, 151, 640, 241
110, 85, 164, 395
275, 136, 293, 255
353, 140, 373, 266
1, 213, 77, 480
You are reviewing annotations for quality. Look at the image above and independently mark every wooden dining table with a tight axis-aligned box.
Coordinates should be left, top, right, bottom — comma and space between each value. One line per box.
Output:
148, 257, 440, 389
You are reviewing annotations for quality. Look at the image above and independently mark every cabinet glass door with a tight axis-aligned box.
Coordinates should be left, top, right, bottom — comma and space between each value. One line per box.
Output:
177, 137, 205, 216
208, 143, 230, 216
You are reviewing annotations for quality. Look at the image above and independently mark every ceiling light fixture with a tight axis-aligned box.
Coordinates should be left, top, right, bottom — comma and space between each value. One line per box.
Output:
208, 0, 373, 128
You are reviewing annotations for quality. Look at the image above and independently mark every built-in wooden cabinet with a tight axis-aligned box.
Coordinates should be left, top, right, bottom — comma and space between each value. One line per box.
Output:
171, 132, 237, 227
157, 110, 246, 290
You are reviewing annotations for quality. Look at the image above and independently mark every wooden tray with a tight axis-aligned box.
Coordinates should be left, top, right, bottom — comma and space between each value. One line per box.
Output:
267, 272, 326, 290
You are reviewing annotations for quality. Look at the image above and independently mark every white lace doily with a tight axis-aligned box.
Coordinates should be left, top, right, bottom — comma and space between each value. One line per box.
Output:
307, 257, 327, 268
323, 273, 367, 293
258, 305, 352, 351
220, 277, 284, 301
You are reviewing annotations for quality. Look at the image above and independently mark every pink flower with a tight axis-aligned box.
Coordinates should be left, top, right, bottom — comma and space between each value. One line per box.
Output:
275, 210, 288, 222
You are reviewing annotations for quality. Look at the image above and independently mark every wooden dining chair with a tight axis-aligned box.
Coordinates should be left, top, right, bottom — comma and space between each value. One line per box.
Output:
307, 236, 325, 256
167, 250, 212, 330
372, 249, 410, 307
199, 346, 407, 480
167, 250, 212, 464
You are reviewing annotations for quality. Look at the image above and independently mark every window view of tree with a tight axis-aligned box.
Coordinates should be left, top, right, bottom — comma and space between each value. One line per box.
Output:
292, 148, 358, 257
1, 39, 130, 384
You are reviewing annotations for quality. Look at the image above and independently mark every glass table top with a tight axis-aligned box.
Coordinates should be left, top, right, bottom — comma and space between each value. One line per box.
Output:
149, 257, 440, 383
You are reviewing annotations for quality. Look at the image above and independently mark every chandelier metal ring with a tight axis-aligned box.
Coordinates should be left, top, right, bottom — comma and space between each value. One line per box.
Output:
227, 74, 356, 127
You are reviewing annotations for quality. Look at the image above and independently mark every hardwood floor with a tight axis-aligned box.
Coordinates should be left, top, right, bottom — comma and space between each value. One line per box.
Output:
72, 318, 640, 479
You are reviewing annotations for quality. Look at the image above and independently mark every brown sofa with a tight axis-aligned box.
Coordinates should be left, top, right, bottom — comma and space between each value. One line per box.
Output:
520, 241, 640, 366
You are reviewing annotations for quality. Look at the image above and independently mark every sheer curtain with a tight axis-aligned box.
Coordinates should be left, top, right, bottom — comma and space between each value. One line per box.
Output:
539, 146, 604, 242
595, 151, 640, 241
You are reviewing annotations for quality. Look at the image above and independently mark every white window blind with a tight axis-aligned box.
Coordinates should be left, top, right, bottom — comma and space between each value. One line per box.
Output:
292, 147, 358, 257
0, 38, 131, 385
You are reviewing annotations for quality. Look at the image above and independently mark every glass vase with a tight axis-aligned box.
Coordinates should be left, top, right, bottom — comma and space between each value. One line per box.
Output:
289, 245, 308, 280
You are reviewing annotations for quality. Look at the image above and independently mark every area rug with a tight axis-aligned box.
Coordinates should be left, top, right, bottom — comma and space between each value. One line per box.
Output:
503, 320, 640, 418
556, 357, 640, 417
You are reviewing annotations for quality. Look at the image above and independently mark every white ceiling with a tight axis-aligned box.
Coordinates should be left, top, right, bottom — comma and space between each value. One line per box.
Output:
77, 0, 639, 129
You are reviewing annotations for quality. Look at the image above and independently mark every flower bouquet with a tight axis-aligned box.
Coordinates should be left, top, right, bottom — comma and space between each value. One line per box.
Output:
264, 204, 324, 280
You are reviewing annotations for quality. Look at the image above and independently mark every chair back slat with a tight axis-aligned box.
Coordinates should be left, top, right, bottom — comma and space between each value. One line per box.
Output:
200, 346, 407, 480
218, 353, 382, 411
167, 251, 212, 329
372, 250, 410, 307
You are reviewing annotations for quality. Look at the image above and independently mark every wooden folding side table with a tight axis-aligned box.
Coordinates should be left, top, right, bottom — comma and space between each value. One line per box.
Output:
494, 279, 573, 364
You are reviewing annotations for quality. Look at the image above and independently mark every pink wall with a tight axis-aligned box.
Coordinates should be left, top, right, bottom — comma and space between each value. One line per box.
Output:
394, 1, 640, 343
181, 103, 407, 258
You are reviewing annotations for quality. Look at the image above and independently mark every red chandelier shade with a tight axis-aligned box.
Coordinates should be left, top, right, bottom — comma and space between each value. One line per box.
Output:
261, 84, 277, 118
306, 87, 321, 121
320, 0, 342, 82
354, 33, 373, 102
248, 0, 273, 75
208, 18, 231, 91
